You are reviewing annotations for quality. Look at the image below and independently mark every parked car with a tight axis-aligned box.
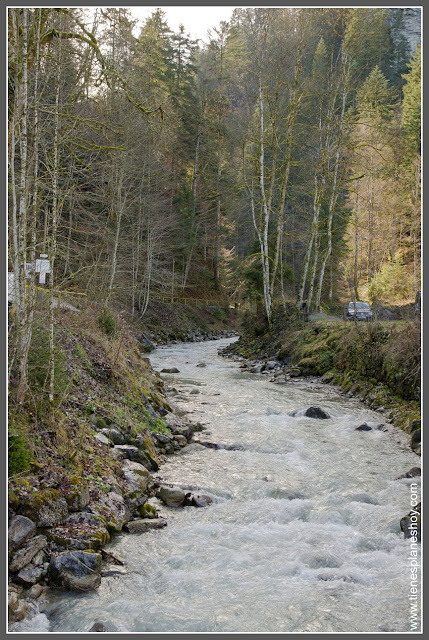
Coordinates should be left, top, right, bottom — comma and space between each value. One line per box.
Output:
344, 301, 373, 321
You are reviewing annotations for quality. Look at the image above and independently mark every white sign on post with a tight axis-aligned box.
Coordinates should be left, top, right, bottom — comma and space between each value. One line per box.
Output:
35, 259, 51, 275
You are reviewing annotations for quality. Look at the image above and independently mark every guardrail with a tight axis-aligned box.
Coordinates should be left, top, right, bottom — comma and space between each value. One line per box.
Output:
150, 295, 221, 307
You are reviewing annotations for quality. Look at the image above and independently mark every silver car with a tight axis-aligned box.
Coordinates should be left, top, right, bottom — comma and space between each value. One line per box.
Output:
345, 301, 373, 321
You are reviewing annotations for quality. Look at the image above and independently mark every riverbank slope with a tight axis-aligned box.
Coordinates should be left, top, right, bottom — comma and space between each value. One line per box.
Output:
8, 301, 233, 627
225, 308, 421, 451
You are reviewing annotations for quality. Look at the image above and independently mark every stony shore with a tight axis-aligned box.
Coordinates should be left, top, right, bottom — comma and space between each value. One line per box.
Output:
8, 330, 236, 630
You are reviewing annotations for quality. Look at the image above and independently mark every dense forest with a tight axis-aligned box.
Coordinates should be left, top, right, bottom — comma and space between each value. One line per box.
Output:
8, 7, 421, 403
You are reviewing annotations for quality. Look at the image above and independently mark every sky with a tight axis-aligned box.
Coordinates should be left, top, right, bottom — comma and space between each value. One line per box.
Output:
128, 6, 235, 41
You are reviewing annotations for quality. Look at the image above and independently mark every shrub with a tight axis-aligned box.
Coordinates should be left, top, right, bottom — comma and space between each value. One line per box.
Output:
8, 431, 32, 476
97, 307, 117, 338
381, 322, 420, 400
27, 325, 69, 397
212, 306, 226, 322
368, 255, 413, 303
335, 323, 389, 382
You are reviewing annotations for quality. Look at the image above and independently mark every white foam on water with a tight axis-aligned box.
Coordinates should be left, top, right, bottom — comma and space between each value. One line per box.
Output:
29, 339, 420, 633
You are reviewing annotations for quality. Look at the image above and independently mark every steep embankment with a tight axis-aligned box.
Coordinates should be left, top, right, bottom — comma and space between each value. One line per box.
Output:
131, 299, 240, 345
226, 312, 421, 451
8, 302, 229, 627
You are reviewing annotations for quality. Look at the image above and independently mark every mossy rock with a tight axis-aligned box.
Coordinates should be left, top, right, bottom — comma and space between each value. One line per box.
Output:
65, 480, 90, 512
297, 357, 319, 374
141, 437, 160, 471
137, 503, 157, 518
20, 489, 69, 528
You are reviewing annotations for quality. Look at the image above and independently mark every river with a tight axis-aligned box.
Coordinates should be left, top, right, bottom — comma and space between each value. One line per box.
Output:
21, 338, 421, 632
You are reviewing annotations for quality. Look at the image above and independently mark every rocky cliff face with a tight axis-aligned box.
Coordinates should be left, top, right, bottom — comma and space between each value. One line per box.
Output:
389, 7, 421, 55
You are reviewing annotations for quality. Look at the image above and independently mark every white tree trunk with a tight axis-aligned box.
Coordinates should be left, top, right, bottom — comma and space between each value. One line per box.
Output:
258, 79, 272, 324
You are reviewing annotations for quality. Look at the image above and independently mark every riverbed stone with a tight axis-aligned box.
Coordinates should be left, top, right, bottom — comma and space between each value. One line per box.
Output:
161, 367, 180, 373
157, 486, 186, 507
304, 406, 330, 419
15, 563, 47, 587
179, 442, 206, 455
9, 535, 48, 573
184, 493, 213, 508
355, 423, 372, 431
8, 515, 36, 551
125, 518, 167, 533
265, 361, 277, 371
396, 467, 421, 479
49, 550, 102, 591
400, 503, 421, 542
187, 422, 206, 433
410, 430, 421, 452
8, 588, 28, 624
89, 622, 109, 632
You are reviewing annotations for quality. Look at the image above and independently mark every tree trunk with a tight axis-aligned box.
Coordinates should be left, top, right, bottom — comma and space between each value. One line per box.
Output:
214, 135, 222, 288
353, 191, 359, 300
258, 78, 272, 325
18, 9, 42, 403
16, 9, 30, 403
49, 58, 61, 405
314, 71, 348, 312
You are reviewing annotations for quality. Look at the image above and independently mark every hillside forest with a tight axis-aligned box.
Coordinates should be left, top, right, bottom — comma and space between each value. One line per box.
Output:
8, 7, 421, 405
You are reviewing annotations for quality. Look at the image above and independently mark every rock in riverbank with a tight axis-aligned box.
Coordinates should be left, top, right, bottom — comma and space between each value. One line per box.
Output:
49, 551, 102, 591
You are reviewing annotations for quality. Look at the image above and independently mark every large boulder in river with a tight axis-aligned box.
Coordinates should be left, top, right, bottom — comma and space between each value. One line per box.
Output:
157, 486, 186, 507
184, 493, 213, 508
304, 406, 330, 419
124, 519, 167, 533
49, 550, 102, 591
161, 367, 180, 373
355, 423, 372, 431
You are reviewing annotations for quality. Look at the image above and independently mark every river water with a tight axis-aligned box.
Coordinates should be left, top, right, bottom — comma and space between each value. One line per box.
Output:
22, 339, 421, 633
